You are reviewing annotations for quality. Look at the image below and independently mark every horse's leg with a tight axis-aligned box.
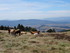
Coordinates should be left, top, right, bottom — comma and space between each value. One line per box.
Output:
19, 32, 21, 36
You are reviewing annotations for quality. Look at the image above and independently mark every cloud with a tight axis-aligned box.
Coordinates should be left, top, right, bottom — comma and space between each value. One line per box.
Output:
0, 10, 70, 20
0, 8, 10, 10
0, 0, 69, 11
0, 0, 70, 20
47, 10, 70, 14
0, 0, 20, 3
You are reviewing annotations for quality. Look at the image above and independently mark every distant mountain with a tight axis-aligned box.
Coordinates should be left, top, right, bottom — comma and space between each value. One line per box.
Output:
46, 17, 70, 24
0, 17, 70, 27
0, 19, 55, 26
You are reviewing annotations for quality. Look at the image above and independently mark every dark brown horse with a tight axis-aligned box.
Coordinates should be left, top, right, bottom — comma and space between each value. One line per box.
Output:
8, 29, 21, 36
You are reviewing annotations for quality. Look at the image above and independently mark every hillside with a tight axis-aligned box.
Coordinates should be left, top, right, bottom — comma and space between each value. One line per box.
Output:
35, 24, 70, 32
0, 30, 70, 53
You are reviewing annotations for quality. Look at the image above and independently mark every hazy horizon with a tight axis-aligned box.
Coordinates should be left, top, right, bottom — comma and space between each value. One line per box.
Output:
0, 0, 70, 20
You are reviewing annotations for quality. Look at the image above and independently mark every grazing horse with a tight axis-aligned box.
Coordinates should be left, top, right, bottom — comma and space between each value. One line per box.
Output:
14, 29, 21, 35
30, 31, 40, 35
8, 29, 21, 36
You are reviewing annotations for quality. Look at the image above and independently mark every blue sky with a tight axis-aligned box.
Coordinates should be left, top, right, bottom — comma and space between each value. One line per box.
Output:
0, 0, 70, 20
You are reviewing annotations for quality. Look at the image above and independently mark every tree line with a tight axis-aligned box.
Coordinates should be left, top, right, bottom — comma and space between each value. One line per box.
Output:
0, 24, 37, 31
0, 24, 56, 32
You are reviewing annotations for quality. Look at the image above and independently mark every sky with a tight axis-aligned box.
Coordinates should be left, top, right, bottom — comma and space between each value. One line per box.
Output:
0, 0, 70, 20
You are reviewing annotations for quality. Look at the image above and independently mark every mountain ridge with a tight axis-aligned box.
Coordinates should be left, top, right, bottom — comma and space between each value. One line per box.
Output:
0, 19, 55, 26
0, 17, 70, 26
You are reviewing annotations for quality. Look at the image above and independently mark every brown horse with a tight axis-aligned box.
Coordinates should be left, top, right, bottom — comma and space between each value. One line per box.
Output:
8, 29, 21, 36
14, 29, 21, 35
30, 31, 40, 35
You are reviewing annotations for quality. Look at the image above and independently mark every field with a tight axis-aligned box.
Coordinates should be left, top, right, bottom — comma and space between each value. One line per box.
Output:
0, 30, 70, 53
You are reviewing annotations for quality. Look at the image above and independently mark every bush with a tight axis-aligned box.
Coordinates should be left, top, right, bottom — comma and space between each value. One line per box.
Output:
47, 29, 56, 33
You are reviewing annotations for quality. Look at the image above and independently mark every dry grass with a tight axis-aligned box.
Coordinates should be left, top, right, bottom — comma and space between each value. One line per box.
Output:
0, 31, 70, 53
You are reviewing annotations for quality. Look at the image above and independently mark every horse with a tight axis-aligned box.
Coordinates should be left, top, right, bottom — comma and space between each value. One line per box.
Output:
8, 29, 21, 36
30, 31, 40, 35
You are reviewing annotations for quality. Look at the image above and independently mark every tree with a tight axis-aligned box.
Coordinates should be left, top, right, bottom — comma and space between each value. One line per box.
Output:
0, 25, 4, 30
52, 29, 56, 32
0, 25, 10, 30
14, 26, 17, 29
47, 29, 56, 33
17, 24, 25, 31
31, 28, 37, 31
